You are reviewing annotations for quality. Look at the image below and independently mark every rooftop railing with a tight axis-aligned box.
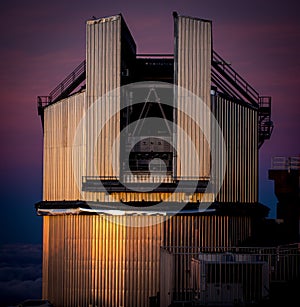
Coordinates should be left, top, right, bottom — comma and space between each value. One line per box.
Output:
271, 156, 300, 170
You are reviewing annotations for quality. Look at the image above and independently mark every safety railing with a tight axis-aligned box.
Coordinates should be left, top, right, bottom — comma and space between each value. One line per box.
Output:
271, 156, 300, 170
212, 50, 259, 105
160, 245, 300, 306
49, 60, 86, 103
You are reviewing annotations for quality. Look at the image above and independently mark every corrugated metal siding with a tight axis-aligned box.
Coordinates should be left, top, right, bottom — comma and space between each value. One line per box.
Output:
163, 215, 251, 248
174, 15, 211, 179
211, 94, 258, 203
125, 216, 163, 307
41, 13, 261, 307
43, 92, 86, 201
43, 16, 257, 204
86, 16, 121, 178
43, 91, 213, 203
160, 248, 174, 307
43, 215, 163, 307
43, 214, 252, 306
42, 94, 258, 206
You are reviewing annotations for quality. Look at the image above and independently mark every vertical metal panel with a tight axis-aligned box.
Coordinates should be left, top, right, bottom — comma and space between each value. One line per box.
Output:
43, 92, 86, 201
163, 215, 251, 250
43, 16, 136, 202
42, 14, 259, 307
42, 214, 253, 306
43, 215, 163, 307
43, 215, 126, 307
212, 94, 258, 203
125, 217, 163, 307
86, 15, 121, 178
160, 248, 174, 307
42, 216, 49, 300
174, 14, 211, 179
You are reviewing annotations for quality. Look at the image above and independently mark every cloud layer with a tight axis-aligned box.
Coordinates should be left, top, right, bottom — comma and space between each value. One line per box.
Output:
0, 244, 42, 307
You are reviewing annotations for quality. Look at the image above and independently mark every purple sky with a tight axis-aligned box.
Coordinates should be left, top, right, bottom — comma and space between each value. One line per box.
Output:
0, 0, 300, 244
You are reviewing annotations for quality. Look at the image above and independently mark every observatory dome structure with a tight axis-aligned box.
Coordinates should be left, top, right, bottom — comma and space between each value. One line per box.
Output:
36, 12, 273, 307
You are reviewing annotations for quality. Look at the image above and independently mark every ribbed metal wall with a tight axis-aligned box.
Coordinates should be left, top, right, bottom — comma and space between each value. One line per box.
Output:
211, 94, 258, 203
44, 15, 257, 204
174, 15, 211, 179
160, 248, 174, 307
41, 13, 259, 307
42, 91, 214, 203
43, 215, 163, 307
163, 214, 252, 248
86, 15, 121, 178
42, 214, 252, 307
43, 92, 86, 201
42, 94, 258, 204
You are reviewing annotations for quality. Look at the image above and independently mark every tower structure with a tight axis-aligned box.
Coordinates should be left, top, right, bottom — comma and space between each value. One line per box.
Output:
36, 13, 273, 306
269, 156, 300, 243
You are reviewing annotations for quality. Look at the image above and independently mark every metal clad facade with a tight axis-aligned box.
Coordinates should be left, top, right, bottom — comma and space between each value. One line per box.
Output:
163, 215, 251, 248
43, 92, 86, 201
160, 248, 174, 307
212, 94, 258, 203
43, 16, 257, 204
40, 13, 262, 307
174, 15, 211, 179
43, 214, 252, 307
43, 215, 163, 307
86, 16, 121, 178
42, 92, 213, 203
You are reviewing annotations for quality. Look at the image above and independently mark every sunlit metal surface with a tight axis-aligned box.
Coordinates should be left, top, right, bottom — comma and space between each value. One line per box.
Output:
174, 14, 211, 179
86, 15, 122, 178
43, 214, 253, 306
39, 12, 268, 307
43, 91, 86, 201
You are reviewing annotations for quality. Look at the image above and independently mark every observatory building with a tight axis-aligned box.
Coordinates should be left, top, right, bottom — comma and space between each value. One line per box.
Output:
36, 13, 276, 307
269, 156, 300, 243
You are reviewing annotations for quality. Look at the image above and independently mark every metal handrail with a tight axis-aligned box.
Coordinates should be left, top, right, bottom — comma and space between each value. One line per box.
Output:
212, 50, 259, 104
136, 54, 174, 58
259, 96, 272, 108
49, 60, 86, 103
271, 156, 300, 170
83, 175, 209, 181
37, 95, 51, 107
